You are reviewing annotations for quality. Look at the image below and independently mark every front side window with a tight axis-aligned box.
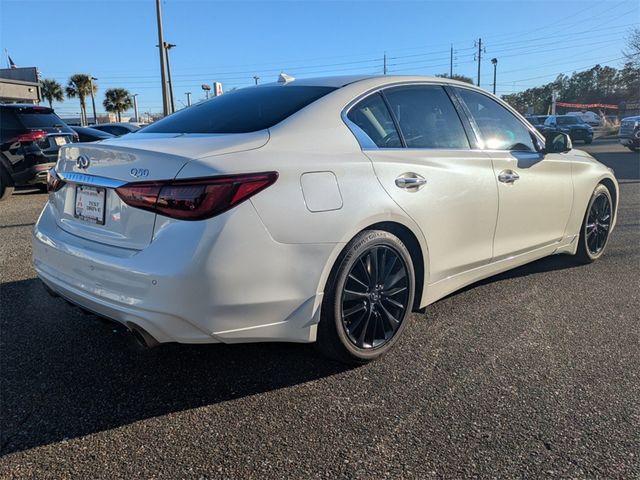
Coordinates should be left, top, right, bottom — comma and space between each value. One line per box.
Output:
456, 88, 536, 152
346, 93, 401, 148
383, 85, 470, 149
144, 85, 337, 134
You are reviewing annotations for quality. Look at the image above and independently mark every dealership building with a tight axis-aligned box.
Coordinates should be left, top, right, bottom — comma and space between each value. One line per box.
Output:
0, 67, 40, 103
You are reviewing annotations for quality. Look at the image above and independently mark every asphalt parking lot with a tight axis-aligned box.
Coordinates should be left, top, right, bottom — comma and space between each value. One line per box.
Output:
1, 138, 638, 478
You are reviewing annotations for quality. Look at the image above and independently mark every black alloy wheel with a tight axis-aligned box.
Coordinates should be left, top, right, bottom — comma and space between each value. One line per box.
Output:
575, 184, 613, 263
585, 191, 611, 256
340, 245, 410, 349
317, 230, 415, 364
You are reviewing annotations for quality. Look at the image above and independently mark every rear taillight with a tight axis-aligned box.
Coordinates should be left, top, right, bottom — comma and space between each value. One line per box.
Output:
47, 168, 65, 193
115, 172, 278, 221
10, 130, 47, 144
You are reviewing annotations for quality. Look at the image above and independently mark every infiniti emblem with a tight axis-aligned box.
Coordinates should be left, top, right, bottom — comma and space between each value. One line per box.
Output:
76, 155, 90, 169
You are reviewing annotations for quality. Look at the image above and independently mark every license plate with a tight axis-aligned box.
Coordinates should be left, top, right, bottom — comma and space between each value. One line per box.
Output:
75, 185, 106, 225
54, 136, 67, 146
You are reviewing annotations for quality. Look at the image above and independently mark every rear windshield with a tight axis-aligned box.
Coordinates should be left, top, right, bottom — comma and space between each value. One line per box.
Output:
17, 112, 66, 128
143, 85, 337, 134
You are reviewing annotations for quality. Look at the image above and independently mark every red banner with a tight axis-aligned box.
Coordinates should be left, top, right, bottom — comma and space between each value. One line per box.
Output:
556, 102, 618, 110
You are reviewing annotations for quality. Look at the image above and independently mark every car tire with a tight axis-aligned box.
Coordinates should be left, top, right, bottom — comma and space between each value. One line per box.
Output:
316, 230, 415, 364
574, 184, 613, 264
35, 183, 48, 193
0, 167, 14, 201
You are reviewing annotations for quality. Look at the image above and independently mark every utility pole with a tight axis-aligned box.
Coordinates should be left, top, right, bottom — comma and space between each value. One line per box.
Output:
491, 58, 498, 95
383, 52, 387, 75
155, 0, 169, 116
132, 93, 139, 121
186, 92, 191, 106
450, 44, 453, 78
89, 76, 98, 125
253, 75, 260, 85
164, 42, 176, 114
476, 38, 483, 87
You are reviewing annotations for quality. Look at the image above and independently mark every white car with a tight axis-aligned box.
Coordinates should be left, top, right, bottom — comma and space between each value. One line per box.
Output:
33, 75, 618, 363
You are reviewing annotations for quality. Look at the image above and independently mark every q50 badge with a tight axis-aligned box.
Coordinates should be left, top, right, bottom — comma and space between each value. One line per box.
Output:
130, 168, 149, 178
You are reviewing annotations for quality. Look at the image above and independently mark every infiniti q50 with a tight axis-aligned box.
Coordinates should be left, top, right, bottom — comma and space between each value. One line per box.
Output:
32, 75, 618, 363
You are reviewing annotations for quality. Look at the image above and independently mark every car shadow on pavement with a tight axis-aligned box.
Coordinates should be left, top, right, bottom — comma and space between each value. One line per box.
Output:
591, 149, 640, 182
438, 253, 584, 303
0, 278, 350, 456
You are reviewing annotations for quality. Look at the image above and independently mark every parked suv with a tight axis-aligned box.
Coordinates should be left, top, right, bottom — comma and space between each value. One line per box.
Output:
0, 104, 76, 200
565, 111, 602, 126
525, 115, 549, 133
618, 116, 640, 152
543, 115, 593, 144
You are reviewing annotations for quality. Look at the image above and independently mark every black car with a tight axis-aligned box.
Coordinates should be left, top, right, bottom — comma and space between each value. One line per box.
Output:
70, 126, 116, 142
618, 116, 640, 152
543, 115, 593, 144
526, 115, 549, 133
90, 122, 140, 136
0, 104, 76, 200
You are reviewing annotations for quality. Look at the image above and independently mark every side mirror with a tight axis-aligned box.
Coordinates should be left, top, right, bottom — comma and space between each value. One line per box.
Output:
544, 131, 572, 153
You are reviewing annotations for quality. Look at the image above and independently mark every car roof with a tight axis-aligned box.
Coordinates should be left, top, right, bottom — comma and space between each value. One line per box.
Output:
71, 125, 113, 133
94, 122, 139, 128
258, 74, 479, 89
0, 104, 54, 112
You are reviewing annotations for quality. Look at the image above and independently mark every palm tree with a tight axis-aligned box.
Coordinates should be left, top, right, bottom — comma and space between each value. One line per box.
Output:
103, 88, 133, 122
66, 74, 96, 126
40, 79, 64, 109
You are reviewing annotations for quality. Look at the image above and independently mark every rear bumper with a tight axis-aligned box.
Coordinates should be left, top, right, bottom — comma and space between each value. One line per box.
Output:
569, 130, 592, 141
32, 201, 337, 345
17, 162, 54, 185
618, 135, 640, 148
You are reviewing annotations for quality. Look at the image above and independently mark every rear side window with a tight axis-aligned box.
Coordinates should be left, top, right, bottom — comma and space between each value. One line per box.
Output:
0, 110, 23, 140
456, 88, 535, 152
383, 86, 470, 149
347, 93, 401, 148
144, 86, 337, 134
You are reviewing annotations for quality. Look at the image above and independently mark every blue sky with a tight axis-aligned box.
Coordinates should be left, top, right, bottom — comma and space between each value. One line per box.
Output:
1, 0, 637, 117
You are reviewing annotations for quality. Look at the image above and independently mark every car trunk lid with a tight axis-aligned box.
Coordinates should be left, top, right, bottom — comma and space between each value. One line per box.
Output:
51, 131, 269, 250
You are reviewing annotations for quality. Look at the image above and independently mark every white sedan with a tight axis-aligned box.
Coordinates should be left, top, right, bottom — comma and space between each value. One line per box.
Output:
33, 75, 618, 363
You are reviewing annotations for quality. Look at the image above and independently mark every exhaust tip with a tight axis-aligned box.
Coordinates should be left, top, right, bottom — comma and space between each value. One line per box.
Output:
127, 323, 160, 349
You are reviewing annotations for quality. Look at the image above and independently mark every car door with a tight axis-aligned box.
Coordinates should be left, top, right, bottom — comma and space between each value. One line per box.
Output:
346, 85, 499, 283
453, 87, 573, 259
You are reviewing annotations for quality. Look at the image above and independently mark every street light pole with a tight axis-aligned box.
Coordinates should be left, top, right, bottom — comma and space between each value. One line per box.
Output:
253, 75, 260, 85
186, 92, 191, 106
132, 94, 139, 121
164, 42, 176, 114
491, 58, 498, 95
201, 84, 211, 100
89, 76, 98, 125
155, 0, 169, 116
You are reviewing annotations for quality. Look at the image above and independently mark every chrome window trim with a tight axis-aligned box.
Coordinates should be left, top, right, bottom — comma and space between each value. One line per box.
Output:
341, 80, 476, 151
58, 172, 127, 188
342, 114, 379, 149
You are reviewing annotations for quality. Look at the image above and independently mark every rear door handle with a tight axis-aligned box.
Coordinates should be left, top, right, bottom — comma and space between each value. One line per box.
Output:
395, 173, 427, 191
498, 170, 520, 184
